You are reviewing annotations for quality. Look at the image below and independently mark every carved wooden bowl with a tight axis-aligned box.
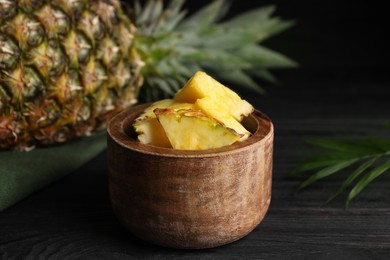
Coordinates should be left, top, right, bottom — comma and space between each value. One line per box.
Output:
107, 103, 274, 249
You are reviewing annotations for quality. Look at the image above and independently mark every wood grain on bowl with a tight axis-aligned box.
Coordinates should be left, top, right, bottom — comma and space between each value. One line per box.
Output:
107, 104, 274, 249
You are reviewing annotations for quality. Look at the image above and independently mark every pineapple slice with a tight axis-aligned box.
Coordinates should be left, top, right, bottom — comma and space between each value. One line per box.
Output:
133, 116, 171, 148
136, 99, 175, 121
133, 99, 194, 147
174, 71, 254, 121
194, 96, 251, 141
155, 108, 241, 150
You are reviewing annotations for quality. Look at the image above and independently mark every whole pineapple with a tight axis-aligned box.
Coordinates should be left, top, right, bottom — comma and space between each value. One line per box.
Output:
1, 0, 295, 150
0, 0, 144, 150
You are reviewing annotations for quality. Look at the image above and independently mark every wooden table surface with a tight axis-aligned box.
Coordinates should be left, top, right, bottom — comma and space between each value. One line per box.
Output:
1, 1, 390, 259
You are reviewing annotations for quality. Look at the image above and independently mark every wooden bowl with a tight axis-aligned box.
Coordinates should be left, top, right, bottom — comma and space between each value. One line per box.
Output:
107, 103, 274, 249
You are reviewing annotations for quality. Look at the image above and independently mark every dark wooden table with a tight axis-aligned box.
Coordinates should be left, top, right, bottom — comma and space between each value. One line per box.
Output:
1, 1, 390, 259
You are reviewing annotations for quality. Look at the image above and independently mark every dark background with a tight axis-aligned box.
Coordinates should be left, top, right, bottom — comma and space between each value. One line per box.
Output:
187, 0, 389, 71
1, 1, 389, 259
185, 0, 390, 120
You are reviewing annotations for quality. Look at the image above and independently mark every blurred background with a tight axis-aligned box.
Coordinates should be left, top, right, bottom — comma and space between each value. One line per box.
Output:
186, 0, 389, 71
184, 0, 389, 120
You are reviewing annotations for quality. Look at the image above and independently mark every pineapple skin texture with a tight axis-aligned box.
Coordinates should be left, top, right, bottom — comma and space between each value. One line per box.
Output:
0, 0, 144, 150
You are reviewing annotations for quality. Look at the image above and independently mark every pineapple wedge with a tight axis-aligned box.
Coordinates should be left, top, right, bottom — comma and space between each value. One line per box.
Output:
133, 99, 194, 147
194, 96, 251, 141
155, 109, 241, 150
174, 71, 254, 121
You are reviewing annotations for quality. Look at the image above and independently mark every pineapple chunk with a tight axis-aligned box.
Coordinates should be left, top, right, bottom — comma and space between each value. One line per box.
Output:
133, 118, 171, 148
133, 99, 194, 147
194, 96, 251, 141
174, 71, 254, 121
155, 108, 241, 150
136, 99, 175, 121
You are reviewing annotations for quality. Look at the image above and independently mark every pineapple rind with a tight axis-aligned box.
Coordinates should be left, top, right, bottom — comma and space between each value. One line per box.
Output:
0, 0, 143, 150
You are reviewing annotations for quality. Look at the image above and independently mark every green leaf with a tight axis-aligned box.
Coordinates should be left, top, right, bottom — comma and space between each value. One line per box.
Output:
220, 6, 295, 41
326, 157, 379, 204
147, 77, 175, 96
236, 45, 298, 69
137, 0, 161, 26
346, 160, 390, 208
157, 11, 187, 34
261, 18, 295, 39
360, 139, 390, 152
152, 0, 187, 34
134, 0, 142, 17
248, 69, 278, 84
298, 159, 358, 190
177, 0, 225, 30
294, 136, 390, 207
221, 5, 276, 29
291, 159, 348, 175
134, 0, 296, 100
166, 59, 192, 78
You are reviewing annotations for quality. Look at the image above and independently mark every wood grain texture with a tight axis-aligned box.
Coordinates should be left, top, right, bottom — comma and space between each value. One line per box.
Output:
107, 105, 274, 248
1, 1, 390, 259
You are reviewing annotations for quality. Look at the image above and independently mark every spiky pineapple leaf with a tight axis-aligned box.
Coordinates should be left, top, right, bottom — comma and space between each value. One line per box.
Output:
177, 0, 225, 29
293, 137, 390, 207
248, 69, 278, 84
222, 5, 277, 28
219, 6, 295, 42
134, 0, 296, 101
136, 0, 164, 26
236, 44, 298, 69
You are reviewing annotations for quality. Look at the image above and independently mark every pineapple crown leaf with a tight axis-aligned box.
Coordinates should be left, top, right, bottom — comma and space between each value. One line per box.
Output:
176, 0, 228, 30
133, 0, 296, 101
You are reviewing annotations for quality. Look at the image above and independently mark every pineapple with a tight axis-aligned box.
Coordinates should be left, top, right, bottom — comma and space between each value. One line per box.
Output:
0, 0, 295, 150
174, 71, 254, 121
194, 96, 251, 141
133, 99, 194, 147
0, 0, 143, 150
155, 108, 240, 150
134, 71, 251, 149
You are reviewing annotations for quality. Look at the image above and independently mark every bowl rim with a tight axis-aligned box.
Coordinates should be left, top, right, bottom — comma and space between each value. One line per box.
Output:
107, 103, 274, 158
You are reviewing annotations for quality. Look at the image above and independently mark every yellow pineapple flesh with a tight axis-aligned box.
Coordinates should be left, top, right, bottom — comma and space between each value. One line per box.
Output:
155, 108, 240, 150
133, 71, 254, 150
133, 99, 194, 147
174, 71, 254, 121
194, 96, 251, 141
